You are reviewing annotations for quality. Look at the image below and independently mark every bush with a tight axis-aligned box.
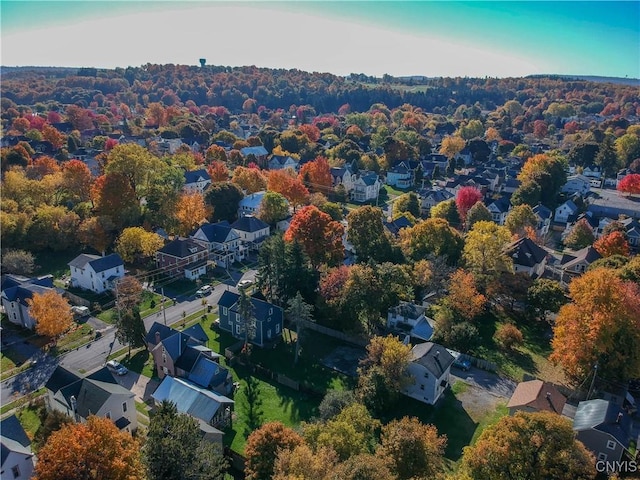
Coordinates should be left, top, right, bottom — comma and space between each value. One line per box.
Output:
494, 323, 524, 350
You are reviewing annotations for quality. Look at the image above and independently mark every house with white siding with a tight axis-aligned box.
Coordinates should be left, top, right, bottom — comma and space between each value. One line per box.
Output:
68, 253, 124, 294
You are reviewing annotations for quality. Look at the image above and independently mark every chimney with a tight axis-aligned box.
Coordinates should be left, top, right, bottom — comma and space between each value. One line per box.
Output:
616, 412, 623, 424
155, 331, 160, 344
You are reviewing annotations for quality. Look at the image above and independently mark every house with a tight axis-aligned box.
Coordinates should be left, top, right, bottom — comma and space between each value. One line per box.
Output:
386, 161, 414, 189
268, 155, 298, 171
183, 169, 211, 194
532, 204, 553, 238
217, 291, 283, 347
573, 399, 634, 463
587, 188, 640, 221
562, 174, 591, 196
559, 246, 601, 278
155, 237, 208, 279
1, 274, 55, 330
0, 415, 35, 480
487, 196, 512, 225
44, 366, 137, 433
151, 376, 234, 445
238, 191, 266, 218
331, 165, 355, 193
191, 221, 242, 268
583, 165, 602, 179
507, 380, 566, 415
502, 177, 521, 194
403, 342, 454, 405
240, 146, 268, 167
350, 171, 380, 203
504, 237, 548, 277
387, 302, 434, 341
230, 215, 270, 253
145, 322, 232, 396
383, 215, 413, 237
554, 200, 579, 224
68, 253, 124, 294
418, 188, 454, 216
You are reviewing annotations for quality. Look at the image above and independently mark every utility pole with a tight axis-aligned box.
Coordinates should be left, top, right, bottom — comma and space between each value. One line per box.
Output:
161, 287, 167, 326
587, 362, 598, 400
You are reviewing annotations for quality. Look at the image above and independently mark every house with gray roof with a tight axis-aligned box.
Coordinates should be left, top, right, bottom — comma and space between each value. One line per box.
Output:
151, 376, 234, 445
351, 171, 380, 203
268, 154, 299, 171
559, 246, 601, 280
587, 189, 640, 221
1, 274, 56, 330
504, 237, 548, 277
68, 253, 124, 294
44, 366, 137, 433
403, 342, 454, 405
573, 399, 635, 463
418, 188, 454, 216
217, 291, 283, 347
240, 146, 268, 167
183, 168, 211, 194
238, 191, 267, 218
387, 302, 434, 342
487, 196, 511, 225
155, 237, 208, 279
386, 161, 414, 189
532, 204, 553, 238
554, 199, 579, 224
231, 215, 270, 252
1, 415, 35, 480
191, 221, 242, 268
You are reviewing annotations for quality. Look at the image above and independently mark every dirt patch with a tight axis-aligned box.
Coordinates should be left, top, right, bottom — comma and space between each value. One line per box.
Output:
454, 382, 505, 421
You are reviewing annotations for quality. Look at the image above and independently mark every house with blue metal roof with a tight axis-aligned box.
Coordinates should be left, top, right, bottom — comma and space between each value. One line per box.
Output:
217, 291, 283, 347
68, 253, 124, 294
1, 274, 56, 330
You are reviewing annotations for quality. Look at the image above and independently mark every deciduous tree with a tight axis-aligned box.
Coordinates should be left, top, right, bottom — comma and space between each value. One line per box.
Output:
505, 204, 538, 238
459, 411, 595, 480
377, 416, 446, 480
245, 422, 304, 480
91, 173, 141, 229
346, 206, 394, 263
1, 249, 35, 275
204, 182, 244, 222
60, 159, 92, 204
174, 192, 210, 236
206, 161, 229, 182
273, 444, 338, 480
456, 186, 482, 226
328, 454, 396, 480
430, 199, 461, 228
465, 200, 493, 229
462, 221, 512, 287
563, 218, 595, 250
551, 268, 640, 382
392, 192, 420, 219
399, 217, 464, 264
617, 173, 640, 194
444, 269, 486, 320
527, 278, 567, 321
77, 216, 115, 256
298, 156, 332, 193
115, 227, 164, 263
593, 230, 630, 257
34, 416, 144, 480
267, 169, 310, 209
494, 323, 524, 350
284, 205, 344, 268
27, 290, 73, 341
232, 165, 267, 193
439, 135, 465, 159
257, 191, 289, 225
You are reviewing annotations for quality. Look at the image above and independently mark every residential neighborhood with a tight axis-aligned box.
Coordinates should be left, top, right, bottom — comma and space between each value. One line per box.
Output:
2, 32, 640, 480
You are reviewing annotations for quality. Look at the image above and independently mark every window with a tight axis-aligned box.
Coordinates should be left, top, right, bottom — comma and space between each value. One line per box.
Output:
607, 440, 616, 450
105, 411, 111, 419
267, 329, 272, 339
597, 453, 608, 462
12, 465, 20, 478
222, 307, 228, 315
101, 272, 105, 278
163, 366, 168, 375
162, 354, 167, 364
275, 324, 280, 334
236, 324, 241, 335
424, 372, 429, 378
269, 308, 273, 315
420, 384, 425, 390
123, 402, 128, 413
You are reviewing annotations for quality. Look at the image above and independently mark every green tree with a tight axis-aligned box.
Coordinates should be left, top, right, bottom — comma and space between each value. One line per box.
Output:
240, 376, 264, 436
459, 411, 596, 480
318, 389, 357, 421
399, 217, 464, 265
430, 199, 461, 228
346, 206, 394, 263
238, 287, 257, 353
286, 291, 314, 364
257, 190, 289, 225
392, 192, 420, 219
595, 135, 620, 177
615, 133, 640, 167
204, 182, 244, 222
527, 278, 567, 321
462, 221, 512, 288
511, 181, 541, 207
563, 218, 595, 250
104, 143, 164, 201
505, 204, 538, 237
465, 202, 493, 229
1, 249, 35, 275
114, 307, 146, 357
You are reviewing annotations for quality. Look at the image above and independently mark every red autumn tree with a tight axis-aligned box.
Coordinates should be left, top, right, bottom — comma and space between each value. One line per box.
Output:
298, 124, 321, 143
533, 119, 548, 139
455, 186, 483, 225
284, 205, 344, 267
27, 156, 60, 179
104, 137, 118, 151
61, 159, 92, 203
267, 169, 309, 210
594, 231, 630, 257
298, 156, 332, 193
617, 173, 640, 194
207, 161, 229, 182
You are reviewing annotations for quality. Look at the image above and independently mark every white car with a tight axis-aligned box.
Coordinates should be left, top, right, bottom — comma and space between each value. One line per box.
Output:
106, 360, 128, 376
238, 279, 253, 289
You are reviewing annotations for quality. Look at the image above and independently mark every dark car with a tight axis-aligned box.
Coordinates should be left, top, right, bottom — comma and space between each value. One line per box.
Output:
453, 357, 471, 371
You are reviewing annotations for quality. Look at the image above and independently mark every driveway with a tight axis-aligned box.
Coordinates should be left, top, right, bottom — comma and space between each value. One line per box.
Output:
111, 370, 159, 403
451, 366, 517, 399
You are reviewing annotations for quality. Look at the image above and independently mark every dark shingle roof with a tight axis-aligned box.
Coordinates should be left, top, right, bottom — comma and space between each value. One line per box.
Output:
146, 321, 175, 346
411, 342, 455, 377
158, 238, 207, 258
181, 323, 209, 344
1, 414, 32, 466
184, 169, 211, 184
573, 399, 633, 448
45, 366, 81, 393
533, 204, 552, 220
68, 253, 123, 272
188, 355, 229, 389
193, 222, 237, 243
231, 216, 269, 233
504, 237, 547, 267
217, 291, 283, 324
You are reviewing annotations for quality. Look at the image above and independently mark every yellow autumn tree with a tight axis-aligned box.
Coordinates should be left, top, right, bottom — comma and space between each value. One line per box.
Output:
439, 135, 466, 160
174, 192, 211, 236
27, 290, 73, 341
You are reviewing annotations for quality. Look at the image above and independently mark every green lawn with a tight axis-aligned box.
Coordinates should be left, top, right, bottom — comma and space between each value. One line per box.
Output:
34, 250, 78, 278
138, 291, 166, 317
55, 323, 94, 354
16, 402, 45, 441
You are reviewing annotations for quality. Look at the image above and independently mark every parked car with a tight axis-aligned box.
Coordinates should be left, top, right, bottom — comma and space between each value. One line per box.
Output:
196, 285, 213, 297
71, 306, 90, 319
106, 360, 128, 376
238, 279, 253, 289
453, 357, 471, 371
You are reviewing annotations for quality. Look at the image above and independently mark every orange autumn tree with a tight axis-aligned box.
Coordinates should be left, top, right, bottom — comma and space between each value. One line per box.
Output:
444, 269, 486, 320
298, 156, 332, 193
232, 165, 267, 193
174, 192, 211, 236
593, 231, 630, 257
34, 416, 144, 480
267, 169, 309, 210
27, 290, 73, 342
551, 268, 640, 383
284, 205, 344, 268
207, 161, 229, 182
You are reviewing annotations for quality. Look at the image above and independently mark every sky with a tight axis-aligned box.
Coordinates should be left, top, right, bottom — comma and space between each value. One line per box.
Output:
1, 1, 639, 78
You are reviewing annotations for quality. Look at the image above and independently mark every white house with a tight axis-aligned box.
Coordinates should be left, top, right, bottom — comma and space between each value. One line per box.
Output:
554, 200, 579, 224
68, 253, 124, 294
268, 155, 299, 171
504, 237, 548, 277
487, 196, 511, 225
418, 188, 454, 216
403, 342, 454, 405
191, 222, 242, 268
44, 366, 138, 434
532, 204, 553, 238
1, 275, 56, 330
331, 165, 356, 193
0, 415, 35, 480
237, 191, 276, 218
350, 171, 380, 203
230, 215, 270, 253
386, 162, 413, 189
387, 302, 434, 341
562, 175, 591, 196
183, 168, 211, 194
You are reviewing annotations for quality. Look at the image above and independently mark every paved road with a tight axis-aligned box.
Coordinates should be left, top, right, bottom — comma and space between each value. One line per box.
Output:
1, 270, 256, 406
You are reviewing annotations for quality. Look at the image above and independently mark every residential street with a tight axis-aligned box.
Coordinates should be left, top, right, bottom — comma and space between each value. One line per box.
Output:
1, 271, 256, 406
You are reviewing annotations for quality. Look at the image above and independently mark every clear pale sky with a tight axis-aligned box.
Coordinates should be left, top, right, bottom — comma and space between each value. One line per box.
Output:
1, 1, 639, 78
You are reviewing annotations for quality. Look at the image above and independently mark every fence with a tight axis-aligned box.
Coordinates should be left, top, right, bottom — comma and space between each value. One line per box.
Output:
63, 291, 91, 308
298, 319, 369, 347
456, 352, 498, 373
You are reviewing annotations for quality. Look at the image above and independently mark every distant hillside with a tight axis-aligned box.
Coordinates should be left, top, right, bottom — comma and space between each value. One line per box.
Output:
527, 74, 640, 87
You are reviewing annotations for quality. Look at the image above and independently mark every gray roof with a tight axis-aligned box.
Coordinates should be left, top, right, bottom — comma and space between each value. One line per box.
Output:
573, 399, 633, 447
184, 168, 211, 184
188, 355, 229, 390
152, 376, 233, 424
146, 321, 175, 346
411, 342, 455, 377
231, 215, 270, 233
68, 253, 123, 272
181, 323, 209, 344
504, 237, 547, 267
1, 414, 32, 466
158, 237, 207, 258
240, 146, 268, 157
560, 246, 602, 269
532, 204, 552, 220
